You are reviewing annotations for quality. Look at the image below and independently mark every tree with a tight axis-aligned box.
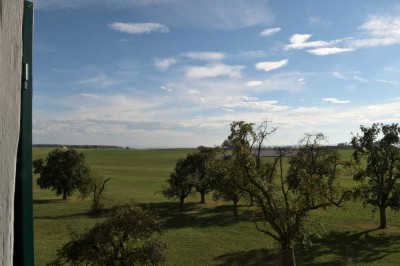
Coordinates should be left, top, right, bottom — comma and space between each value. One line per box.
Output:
33, 148, 91, 200
48, 203, 166, 266
351, 123, 400, 229
162, 156, 196, 211
227, 121, 349, 266
211, 155, 247, 216
80, 173, 111, 213
192, 146, 217, 204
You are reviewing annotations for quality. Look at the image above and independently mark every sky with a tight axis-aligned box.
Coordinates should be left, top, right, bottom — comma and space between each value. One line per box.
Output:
33, 0, 400, 148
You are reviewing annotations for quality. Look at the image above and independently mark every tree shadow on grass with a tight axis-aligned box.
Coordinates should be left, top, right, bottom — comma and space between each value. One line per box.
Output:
213, 248, 281, 266
33, 199, 65, 204
297, 228, 400, 265
140, 202, 252, 229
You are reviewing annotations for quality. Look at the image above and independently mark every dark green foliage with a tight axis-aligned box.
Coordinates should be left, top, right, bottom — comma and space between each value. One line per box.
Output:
33, 148, 91, 200
193, 146, 217, 203
351, 123, 400, 228
48, 203, 166, 266
79, 173, 111, 213
162, 157, 196, 211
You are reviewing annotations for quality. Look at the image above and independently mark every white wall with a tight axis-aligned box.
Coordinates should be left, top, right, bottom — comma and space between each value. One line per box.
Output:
0, 0, 24, 264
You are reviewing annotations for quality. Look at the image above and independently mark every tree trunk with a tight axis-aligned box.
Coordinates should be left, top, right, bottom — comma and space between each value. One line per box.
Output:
282, 246, 296, 266
379, 205, 387, 229
62, 191, 67, 200
233, 199, 238, 217
179, 197, 185, 211
200, 191, 206, 204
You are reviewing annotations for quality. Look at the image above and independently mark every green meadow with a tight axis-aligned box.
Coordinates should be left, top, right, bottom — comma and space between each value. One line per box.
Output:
33, 148, 400, 265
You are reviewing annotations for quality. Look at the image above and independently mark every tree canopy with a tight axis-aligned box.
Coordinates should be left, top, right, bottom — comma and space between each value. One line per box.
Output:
33, 148, 91, 200
351, 123, 400, 228
49, 203, 166, 266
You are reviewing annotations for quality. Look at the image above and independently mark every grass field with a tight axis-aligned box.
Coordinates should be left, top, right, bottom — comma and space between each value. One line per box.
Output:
33, 148, 400, 265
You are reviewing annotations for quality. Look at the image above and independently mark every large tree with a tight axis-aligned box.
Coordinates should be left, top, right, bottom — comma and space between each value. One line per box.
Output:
351, 123, 400, 228
49, 204, 166, 266
228, 121, 349, 266
33, 148, 91, 200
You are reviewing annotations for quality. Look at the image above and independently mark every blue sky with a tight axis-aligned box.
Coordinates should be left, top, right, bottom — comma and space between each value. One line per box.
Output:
33, 0, 400, 148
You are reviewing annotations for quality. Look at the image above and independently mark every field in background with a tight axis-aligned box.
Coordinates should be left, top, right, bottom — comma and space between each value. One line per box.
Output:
33, 148, 400, 265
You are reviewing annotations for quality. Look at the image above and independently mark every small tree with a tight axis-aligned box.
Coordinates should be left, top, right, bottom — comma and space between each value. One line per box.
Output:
48, 203, 166, 266
33, 148, 91, 200
351, 123, 400, 229
162, 157, 195, 211
80, 173, 111, 213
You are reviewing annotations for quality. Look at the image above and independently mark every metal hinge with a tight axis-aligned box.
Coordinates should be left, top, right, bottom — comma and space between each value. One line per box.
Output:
22, 63, 29, 90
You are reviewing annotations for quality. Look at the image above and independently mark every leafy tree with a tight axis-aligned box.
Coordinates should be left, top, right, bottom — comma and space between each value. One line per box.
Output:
48, 203, 166, 266
192, 146, 217, 204
162, 157, 196, 211
211, 155, 247, 216
33, 148, 91, 200
351, 123, 400, 228
227, 121, 349, 266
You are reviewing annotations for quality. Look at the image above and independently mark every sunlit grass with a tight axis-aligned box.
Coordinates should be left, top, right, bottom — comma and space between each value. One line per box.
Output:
33, 148, 400, 265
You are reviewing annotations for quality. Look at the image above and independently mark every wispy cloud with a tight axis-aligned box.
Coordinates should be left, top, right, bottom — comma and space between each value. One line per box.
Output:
154, 58, 178, 70
349, 15, 400, 48
255, 60, 288, 72
109, 22, 170, 34
321, 98, 350, 104
79, 93, 100, 99
375, 79, 400, 85
259, 27, 281, 37
78, 73, 122, 89
186, 64, 244, 79
161, 86, 172, 92
353, 75, 368, 83
245, 80, 263, 87
308, 16, 331, 28
307, 47, 354, 56
184, 52, 225, 61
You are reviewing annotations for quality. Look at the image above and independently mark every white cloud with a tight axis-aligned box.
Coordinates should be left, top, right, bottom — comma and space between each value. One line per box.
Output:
285, 34, 330, 50
78, 73, 122, 89
353, 76, 368, 83
307, 47, 355, 56
246, 80, 263, 87
375, 79, 400, 85
225, 100, 290, 111
349, 15, 400, 48
186, 64, 244, 79
161, 86, 172, 92
79, 93, 100, 99
184, 52, 225, 61
260, 27, 281, 37
109, 22, 170, 34
333, 72, 349, 80
255, 60, 288, 72
321, 98, 350, 104
154, 58, 177, 70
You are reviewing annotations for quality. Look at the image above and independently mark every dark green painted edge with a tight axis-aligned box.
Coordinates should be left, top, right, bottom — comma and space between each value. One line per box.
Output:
14, 1, 34, 265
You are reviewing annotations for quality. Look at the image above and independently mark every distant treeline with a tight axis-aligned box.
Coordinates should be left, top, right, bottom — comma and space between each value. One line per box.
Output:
33, 144, 123, 149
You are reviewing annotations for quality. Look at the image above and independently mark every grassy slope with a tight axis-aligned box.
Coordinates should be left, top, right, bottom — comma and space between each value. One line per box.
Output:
33, 148, 400, 266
